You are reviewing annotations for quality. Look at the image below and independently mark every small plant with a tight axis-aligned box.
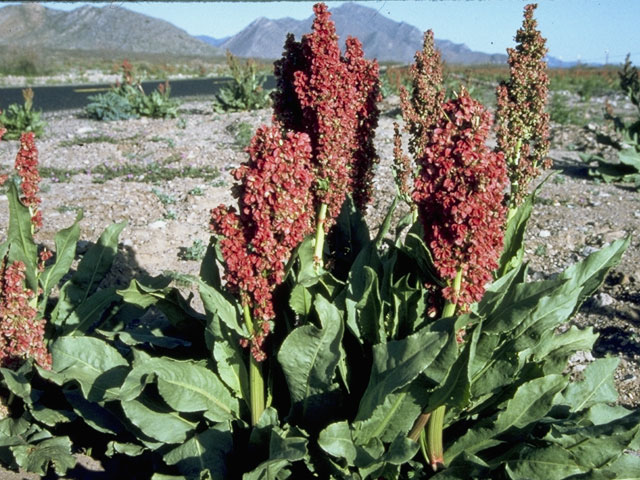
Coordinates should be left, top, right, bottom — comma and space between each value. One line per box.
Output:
212, 51, 271, 112
0, 88, 46, 139
177, 239, 207, 261
188, 186, 204, 196
85, 61, 179, 121
582, 55, 640, 187
151, 188, 177, 206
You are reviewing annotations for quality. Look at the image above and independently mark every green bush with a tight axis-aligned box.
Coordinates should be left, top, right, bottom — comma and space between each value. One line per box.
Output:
212, 51, 271, 112
85, 61, 179, 121
0, 88, 46, 139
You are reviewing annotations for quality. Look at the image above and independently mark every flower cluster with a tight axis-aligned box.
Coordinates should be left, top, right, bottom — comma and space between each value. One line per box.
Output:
392, 122, 412, 203
413, 90, 507, 310
15, 132, 42, 229
400, 30, 446, 159
0, 258, 52, 370
272, 3, 380, 226
210, 126, 314, 361
344, 37, 381, 211
495, 3, 550, 207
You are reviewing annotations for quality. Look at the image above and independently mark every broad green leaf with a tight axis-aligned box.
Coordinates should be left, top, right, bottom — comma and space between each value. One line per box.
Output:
151, 357, 240, 421
318, 421, 357, 464
11, 436, 76, 476
0, 364, 31, 401
199, 237, 222, 289
382, 434, 420, 465
164, 427, 233, 479
199, 281, 245, 341
29, 405, 77, 427
504, 445, 585, 480
557, 236, 630, 314
295, 236, 326, 287
121, 395, 197, 444
446, 375, 566, 463
38, 210, 82, 303
390, 275, 426, 338
64, 388, 125, 435
106, 441, 146, 457
214, 341, 249, 405
534, 326, 598, 375
51, 336, 128, 402
355, 327, 448, 424
289, 284, 312, 317
346, 265, 384, 345
51, 222, 126, 326
401, 232, 441, 286
64, 287, 120, 335
6, 182, 37, 290
562, 357, 619, 412
619, 147, 640, 169
243, 428, 308, 480
604, 454, 640, 479
278, 296, 344, 417
583, 403, 634, 426
494, 375, 566, 431
114, 330, 191, 349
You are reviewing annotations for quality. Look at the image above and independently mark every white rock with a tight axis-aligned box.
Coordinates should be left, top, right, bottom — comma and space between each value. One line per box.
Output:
148, 220, 167, 230
539, 230, 551, 238
593, 292, 614, 307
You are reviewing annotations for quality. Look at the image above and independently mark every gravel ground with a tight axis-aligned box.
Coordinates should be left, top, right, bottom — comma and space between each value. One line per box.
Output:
0, 93, 638, 478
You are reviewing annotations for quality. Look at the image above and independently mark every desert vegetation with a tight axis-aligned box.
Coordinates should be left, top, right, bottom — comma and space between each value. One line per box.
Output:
0, 3, 638, 479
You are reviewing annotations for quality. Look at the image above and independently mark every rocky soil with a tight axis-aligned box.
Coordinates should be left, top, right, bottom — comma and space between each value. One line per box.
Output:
0, 93, 638, 478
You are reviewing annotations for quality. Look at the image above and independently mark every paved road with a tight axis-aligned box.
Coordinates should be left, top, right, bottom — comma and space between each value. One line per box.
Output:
0, 76, 277, 112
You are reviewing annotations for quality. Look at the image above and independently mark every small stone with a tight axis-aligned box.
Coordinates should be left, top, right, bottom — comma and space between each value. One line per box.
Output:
593, 292, 614, 308
148, 220, 167, 230
581, 246, 599, 256
539, 229, 551, 238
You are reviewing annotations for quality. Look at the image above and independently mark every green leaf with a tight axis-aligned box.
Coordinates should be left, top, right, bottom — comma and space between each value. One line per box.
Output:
51, 222, 126, 326
318, 421, 357, 464
504, 445, 585, 480
294, 236, 326, 287
164, 427, 233, 479
64, 287, 120, 335
277, 296, 344, 418
604, 454, 640, 479
29, 405, 77, 427
289, 284, 312, 317
243, 428, 308, 480
51, 337, 128, 402
11, 436, 76, 476
114, 330, 191, 349
562, 357, 619, 412
124, 356, 240, 422
199, 281, 246, 341
63, 388, 125, 435
446, 375, 567, 463
533, 326, 599, 375
382, 434, 420, 465
0, 365, 31, 402
121, 394, 198, 444
214, 341, 249, 405
557, 236, 630, 314
200, 237, 222, 289
6, 182, 38, 290
38, 210, 82, 303
355, 327, 448, 425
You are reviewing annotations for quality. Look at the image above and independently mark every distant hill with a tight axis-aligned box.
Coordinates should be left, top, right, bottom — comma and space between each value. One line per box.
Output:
219, 3, 507, 64
197, 35, 232, 48
0, 3, 222, 57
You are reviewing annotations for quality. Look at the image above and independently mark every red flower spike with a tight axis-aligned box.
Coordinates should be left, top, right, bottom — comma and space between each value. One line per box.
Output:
495, 3, 550, 206
0, 259, 52, 370
14, 132, 42, 229
272, 3, 380, 226
210, 125, 314, 361
401, 30, 446, 160
412, 90, 508, 311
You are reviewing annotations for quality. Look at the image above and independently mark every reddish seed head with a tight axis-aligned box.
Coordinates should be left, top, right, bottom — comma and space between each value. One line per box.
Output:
210, 125, 314, 361
14, 132, 42, 229
413, 90, 508, 311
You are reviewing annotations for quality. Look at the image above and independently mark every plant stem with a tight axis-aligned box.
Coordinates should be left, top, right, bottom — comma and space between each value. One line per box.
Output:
408, 411, 431, 442
427, 405, 445, 471
243, 304, 264, 426
425, 267, 463, 470
313, 203, 328, 269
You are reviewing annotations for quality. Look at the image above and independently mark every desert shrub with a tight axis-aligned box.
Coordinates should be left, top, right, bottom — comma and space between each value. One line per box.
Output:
0, 88, 46, 139
212, 51, 271, 112
85, 60, 179, 121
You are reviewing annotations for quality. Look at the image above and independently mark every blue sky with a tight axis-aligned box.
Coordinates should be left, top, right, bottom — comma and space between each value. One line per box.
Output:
20, 2, 640, 64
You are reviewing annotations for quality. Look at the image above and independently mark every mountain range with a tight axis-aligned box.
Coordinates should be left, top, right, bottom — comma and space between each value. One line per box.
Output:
0, 2, 572, 66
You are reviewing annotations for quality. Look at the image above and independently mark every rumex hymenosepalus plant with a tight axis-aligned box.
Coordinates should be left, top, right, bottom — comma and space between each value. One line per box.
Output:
0, 88, 46, 140
1, 3, 638, 479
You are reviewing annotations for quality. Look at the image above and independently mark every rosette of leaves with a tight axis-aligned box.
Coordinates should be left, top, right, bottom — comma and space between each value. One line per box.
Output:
212, 51, 271, 112
0, 88, 46, 139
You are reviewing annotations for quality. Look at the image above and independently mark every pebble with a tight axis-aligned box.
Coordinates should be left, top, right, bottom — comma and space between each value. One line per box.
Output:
593, 292, 615, 307
570, 351, 595, 364
539, 229, 551, 238
581, 246, 600, 256
148, 220, 167, 230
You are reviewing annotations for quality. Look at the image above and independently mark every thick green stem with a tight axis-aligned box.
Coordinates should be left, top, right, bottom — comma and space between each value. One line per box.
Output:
427, 405, 445, 471
243, 304, 264, 426
424, 267, 463, 470
313, 203, 328, 269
